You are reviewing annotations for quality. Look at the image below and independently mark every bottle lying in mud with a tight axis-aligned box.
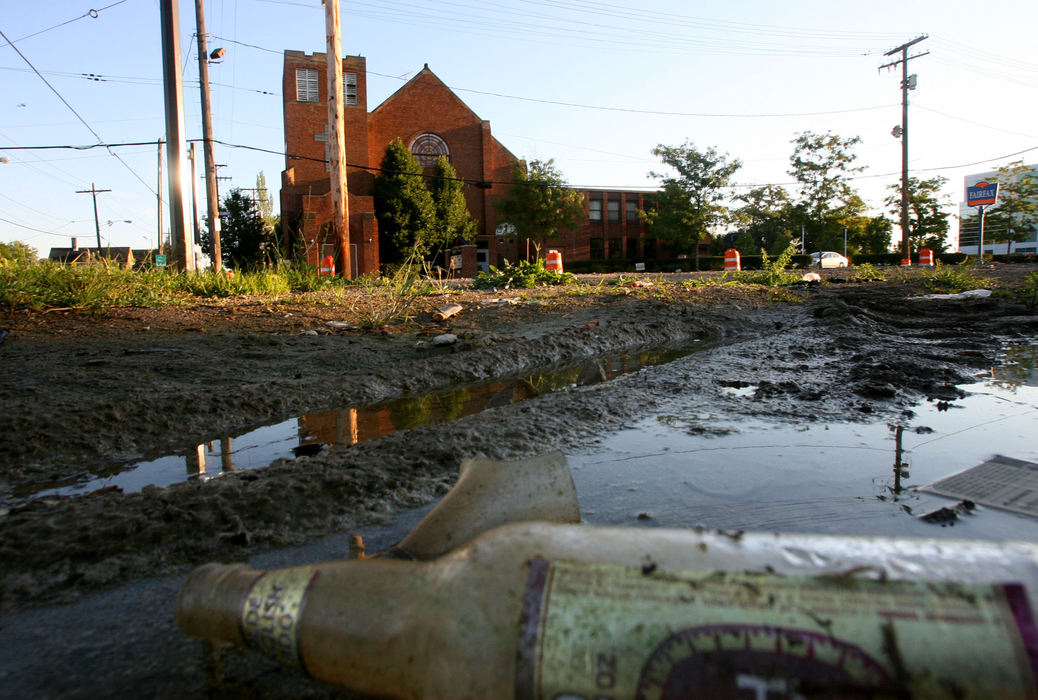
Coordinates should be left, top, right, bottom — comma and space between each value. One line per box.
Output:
177, 522, 1038, 699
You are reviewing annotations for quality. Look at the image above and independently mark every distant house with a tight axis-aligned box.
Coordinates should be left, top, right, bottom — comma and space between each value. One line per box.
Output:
48, 241, 135, 269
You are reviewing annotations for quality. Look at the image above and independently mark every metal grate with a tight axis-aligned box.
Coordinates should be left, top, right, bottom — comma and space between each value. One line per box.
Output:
922, 455, 1038, 519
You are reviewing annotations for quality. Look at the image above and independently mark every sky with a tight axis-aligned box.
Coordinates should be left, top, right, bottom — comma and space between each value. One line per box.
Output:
2, 0, 1037, 255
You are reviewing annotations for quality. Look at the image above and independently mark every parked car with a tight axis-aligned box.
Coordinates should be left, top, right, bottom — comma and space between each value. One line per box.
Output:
810, 251, 849, 268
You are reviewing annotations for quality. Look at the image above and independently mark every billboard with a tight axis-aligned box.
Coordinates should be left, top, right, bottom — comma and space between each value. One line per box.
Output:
966, 181, 999, 207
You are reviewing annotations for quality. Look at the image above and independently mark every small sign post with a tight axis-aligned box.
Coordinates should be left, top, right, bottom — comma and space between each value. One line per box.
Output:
155, 253, 167, 268
966, 181, 999, 261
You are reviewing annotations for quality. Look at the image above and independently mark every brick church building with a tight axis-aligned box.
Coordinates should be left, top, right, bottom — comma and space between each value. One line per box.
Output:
280, 51, 662, 275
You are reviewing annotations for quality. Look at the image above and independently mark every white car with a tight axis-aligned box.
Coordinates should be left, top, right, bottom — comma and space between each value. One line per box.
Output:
810, 251, 849, 269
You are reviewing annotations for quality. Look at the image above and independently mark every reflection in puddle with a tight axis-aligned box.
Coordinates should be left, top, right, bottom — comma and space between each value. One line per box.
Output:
571, 345, 1038, 541
23, 346, 696, 500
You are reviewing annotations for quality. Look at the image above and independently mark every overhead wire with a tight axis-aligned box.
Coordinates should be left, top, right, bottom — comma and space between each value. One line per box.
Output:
0, 0, 129, 48
0, 25, 157, 196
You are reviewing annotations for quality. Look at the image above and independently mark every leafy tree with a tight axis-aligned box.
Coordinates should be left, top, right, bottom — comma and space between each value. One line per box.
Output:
494, 159, 585, 259
428, 155, 477, 256
854, 215, 894, 254
0, 240, 39, 264
730, 184, 795, 255
373, 138, 436, 263
202, 189, 270, 269
984, 161, 1038, 254
788, 131, 865, 253
644, 141, 741, 270
884, 176, 952, 253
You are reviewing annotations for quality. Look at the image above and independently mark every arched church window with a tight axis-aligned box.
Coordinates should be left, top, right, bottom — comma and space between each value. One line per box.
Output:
409, 133, 449, 166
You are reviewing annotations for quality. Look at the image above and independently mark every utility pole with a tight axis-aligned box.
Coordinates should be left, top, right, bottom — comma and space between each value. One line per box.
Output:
75, 183, 111, 251
880, 35, 928, 264
195, 0, 222, 270
159, 0, 195, 271
189, 142, 201, 248
324, 0, 352, 278
156, 139, 164, 252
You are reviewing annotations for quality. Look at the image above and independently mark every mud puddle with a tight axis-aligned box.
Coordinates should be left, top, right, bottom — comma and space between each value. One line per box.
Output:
571, 344, 1038, 541
20, 344, 702, 502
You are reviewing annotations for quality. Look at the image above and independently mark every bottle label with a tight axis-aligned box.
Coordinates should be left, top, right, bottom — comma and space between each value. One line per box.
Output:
515, 558, 1038, 699
238, 568, 320, 672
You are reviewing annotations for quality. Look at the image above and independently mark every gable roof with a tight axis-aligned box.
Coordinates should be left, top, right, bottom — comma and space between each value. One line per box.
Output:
370, 64, 483, 123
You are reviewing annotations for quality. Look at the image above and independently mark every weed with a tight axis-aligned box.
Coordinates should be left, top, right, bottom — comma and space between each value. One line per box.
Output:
730, 242, 802, 286
1018, 272, 1038, 307
471, 259, 576, 289
350, 256, 426, 328
850, 263, 886, 283
920, 263, 988, 294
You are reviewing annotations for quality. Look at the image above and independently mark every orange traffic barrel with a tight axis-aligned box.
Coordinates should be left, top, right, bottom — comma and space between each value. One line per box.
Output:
319, 255, 335, 276
920, 248, 934, 266
724, 248, 741, 272
901, 257, 912, 267
545, 249, 563, 272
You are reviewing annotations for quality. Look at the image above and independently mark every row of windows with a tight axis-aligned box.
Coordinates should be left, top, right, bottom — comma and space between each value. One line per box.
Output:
588, 199, 640, 223
295, 68, 358, 105
589, 238, 658, 260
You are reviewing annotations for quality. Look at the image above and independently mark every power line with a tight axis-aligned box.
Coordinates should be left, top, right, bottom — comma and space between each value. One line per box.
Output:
0, 1, 128, 48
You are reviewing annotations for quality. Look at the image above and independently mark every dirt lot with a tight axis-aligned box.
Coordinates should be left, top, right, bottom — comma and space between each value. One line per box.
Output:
1, 264, 1037, 620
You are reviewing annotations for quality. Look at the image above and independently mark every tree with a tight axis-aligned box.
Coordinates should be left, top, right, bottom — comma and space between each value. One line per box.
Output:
730, 184, 794, 255
984, 161, 1038, 254
0, 240, 39, 264
428, 155, 477, 256
494, 159, 585, 259
373, 138, 436, 263
884, 176, 952, 253
203, 189, 270, 269
644, 141, 741, 270
788, 131, 864, 253
855, 215, 894, 254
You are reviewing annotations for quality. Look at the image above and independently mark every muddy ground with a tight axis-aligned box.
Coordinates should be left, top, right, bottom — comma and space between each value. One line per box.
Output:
2, 265, 1037, 622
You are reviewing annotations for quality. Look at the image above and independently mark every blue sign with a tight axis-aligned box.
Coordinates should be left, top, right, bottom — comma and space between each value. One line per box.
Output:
967, 181, 999, 207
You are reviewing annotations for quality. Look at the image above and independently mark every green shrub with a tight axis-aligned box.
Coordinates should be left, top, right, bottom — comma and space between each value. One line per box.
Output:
471, 259, 576, 289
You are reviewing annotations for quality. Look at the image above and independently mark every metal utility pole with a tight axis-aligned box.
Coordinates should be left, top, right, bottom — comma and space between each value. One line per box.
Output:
324, 0, 352, 278
159, 0, 195, 271
189, 142, 201, 247
75, 183, 111, 251
195, 0, 222, 270
156, 139, 164, 251
880, 35, 928, 264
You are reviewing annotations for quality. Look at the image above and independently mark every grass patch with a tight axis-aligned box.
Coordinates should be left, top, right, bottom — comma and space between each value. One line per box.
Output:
849, 263, 886, 283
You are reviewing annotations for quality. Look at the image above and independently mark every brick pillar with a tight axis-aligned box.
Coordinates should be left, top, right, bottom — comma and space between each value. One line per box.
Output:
359, 213, 379, 275
461, 244, 478, 278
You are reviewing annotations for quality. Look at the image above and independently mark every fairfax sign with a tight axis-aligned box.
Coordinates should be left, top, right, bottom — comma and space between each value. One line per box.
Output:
966, 181, 1000, 207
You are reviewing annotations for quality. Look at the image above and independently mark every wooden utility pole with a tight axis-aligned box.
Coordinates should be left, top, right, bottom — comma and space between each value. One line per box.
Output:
195, 0, 222, 270
324, 0, 352, 278
880, 35, 928, 263
159, 0, 195, 271
75, 183, 111, 251
156, 139, 164, 251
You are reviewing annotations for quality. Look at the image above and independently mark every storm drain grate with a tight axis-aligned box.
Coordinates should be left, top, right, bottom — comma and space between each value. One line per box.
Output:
922, 455, 1038, 519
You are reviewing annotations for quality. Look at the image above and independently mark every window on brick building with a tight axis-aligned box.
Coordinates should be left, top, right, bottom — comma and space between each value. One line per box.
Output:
607, 200, 621, 223
627, 237, 640, 258
588, 199, 602, 221
410, 133, 449, 166
608, 237, 622, 259
589, 238, 604, 259
344, 72, 358, 106
296, 68, 319, 102
626, 200, 639, 223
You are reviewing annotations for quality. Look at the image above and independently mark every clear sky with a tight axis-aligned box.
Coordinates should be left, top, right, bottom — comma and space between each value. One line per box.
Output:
2, 0, 1037, 254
